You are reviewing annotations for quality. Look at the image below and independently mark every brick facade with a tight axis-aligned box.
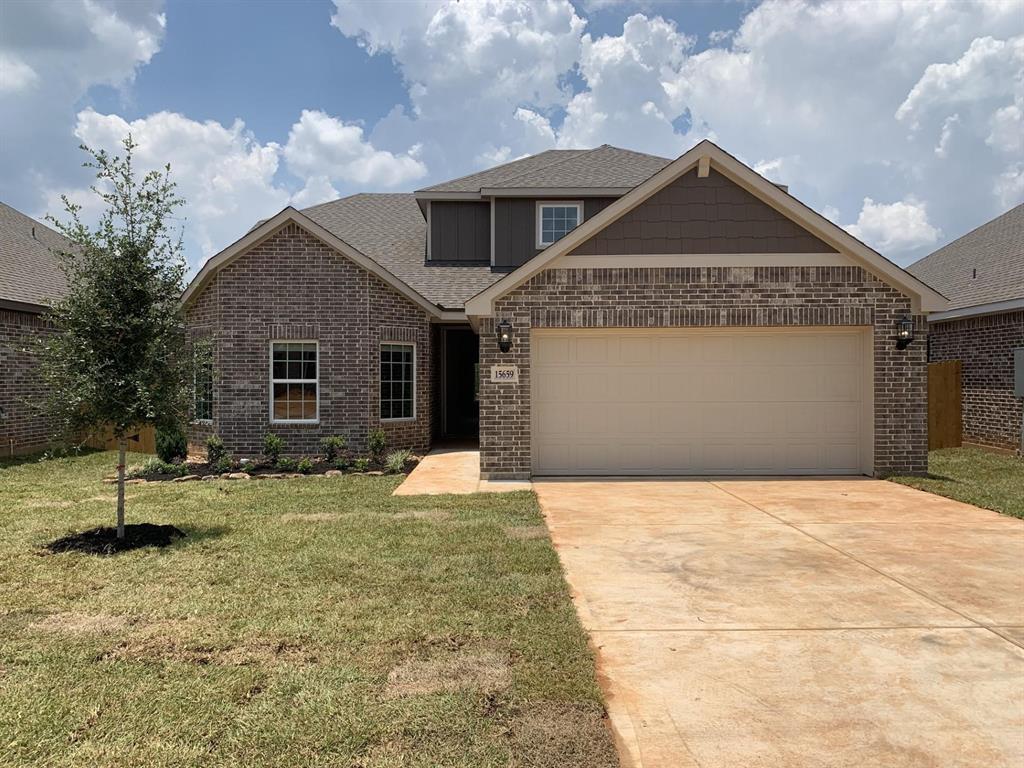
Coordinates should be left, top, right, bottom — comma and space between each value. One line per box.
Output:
0, 308, 54, 456
184, 223, 432, 458
479, 265, 928, 479
928, 310, 1024, 451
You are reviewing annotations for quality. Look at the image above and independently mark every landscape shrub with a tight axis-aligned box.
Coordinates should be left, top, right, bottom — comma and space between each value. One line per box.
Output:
155, 426, 187, 463
384, 449, 412, 474
353, 457, 370, 472
205, 435, 226, 465
367, 429, 387, 459
263, 433, 284, 463
297, 457, 314, 474
320, 435, 347, 462
276, 457, 297, 472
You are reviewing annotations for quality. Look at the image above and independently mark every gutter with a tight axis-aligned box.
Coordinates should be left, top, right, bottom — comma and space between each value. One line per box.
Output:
926, 297, 1024, 323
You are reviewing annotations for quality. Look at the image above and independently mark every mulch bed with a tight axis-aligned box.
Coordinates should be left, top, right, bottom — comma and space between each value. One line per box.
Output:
129, 456, 419, 483
45, 524, 186, 556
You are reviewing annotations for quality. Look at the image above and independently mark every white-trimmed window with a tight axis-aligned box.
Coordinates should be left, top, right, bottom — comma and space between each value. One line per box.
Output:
270, 341, 318, 423
537, 201, 582, 248
193, 340, 213, 423
380, 343, 415, 420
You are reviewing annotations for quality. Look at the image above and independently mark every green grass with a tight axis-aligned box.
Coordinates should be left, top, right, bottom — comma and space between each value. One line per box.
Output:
0, 452, 617, 767
889, 446, 1024, 519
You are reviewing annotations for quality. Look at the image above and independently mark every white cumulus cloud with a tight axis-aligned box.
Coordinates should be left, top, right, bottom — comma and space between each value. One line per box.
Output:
846, 197, 941, 254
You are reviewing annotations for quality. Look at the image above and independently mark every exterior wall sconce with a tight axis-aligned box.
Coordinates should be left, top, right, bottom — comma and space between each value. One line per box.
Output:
496, 319, 513, 353
896, 316, 915, 350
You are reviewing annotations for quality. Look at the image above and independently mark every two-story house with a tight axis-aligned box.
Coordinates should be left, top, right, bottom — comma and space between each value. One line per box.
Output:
182, 140, 947, 478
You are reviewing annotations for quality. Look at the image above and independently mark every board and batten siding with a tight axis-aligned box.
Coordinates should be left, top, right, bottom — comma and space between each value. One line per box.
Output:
493, 197, 617, 270
428, 201, 490, 263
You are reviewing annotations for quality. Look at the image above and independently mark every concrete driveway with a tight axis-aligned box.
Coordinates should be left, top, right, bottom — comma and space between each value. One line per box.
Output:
535, 478, 1024, 768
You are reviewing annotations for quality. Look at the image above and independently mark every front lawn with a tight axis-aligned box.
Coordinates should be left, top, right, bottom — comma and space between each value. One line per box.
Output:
0, 452, 616, 767
889, 446, 1024, 519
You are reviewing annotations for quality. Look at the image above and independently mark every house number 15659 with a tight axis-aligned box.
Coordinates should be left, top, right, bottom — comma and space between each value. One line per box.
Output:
490, 365, 519, 383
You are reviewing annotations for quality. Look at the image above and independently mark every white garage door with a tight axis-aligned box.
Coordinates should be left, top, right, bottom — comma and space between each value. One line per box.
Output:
531, 328, 871, 476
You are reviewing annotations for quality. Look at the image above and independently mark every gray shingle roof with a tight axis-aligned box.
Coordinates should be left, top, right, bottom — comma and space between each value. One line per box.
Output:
489, 145, 670, 189
417, 145, 669, 193
908, 204, 1024, 310
417, 149, 588, 193
301, 194, 502, 310
0, 201, 69, 310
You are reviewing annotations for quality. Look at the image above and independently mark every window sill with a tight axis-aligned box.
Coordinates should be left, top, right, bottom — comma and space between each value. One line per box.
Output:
381, 417, 416, 423
191, 419, 213, 426
269, 419, 320, 426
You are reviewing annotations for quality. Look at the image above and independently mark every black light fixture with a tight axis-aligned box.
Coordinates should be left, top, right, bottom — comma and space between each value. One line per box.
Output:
496, 319, 513, 353
895, 316, 915, 350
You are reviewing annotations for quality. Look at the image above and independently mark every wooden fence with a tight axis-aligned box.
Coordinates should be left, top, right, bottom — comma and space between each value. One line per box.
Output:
84, 425, 157, 455
928, 360, 962, 451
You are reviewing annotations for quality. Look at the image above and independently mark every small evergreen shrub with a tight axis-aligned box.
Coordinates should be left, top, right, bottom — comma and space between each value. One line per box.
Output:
155, 426, 187, 463
353, 457, 370, 472
333, 455, 350, 471
367, 429, 387, 459
384, 449, 412, 474
297, 457, 314, 474
213, 455, 235, 474
320, 435, 347, 462
205, 434, 226, 465
276, 456, 298, 472
263, 433, 284, 463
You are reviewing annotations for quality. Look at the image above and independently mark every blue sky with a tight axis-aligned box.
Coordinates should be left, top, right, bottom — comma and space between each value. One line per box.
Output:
1, 0, 1021, 272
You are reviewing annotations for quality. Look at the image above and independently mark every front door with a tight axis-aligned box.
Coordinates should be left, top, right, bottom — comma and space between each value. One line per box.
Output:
443, 327, 480, 439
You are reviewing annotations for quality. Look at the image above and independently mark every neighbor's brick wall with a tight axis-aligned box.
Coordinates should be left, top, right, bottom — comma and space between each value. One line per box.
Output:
479, 265, 927, 479
0, 309, 54, 455
928, 310, 1024, 451
183, 223, 432, 457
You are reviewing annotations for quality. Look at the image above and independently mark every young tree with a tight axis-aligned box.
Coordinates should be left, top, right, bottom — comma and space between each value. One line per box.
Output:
39, 136, 190, 539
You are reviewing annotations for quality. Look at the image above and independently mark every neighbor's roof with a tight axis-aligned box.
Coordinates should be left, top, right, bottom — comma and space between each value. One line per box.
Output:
417, 145, 670, 194
908, 204, 1024, 311
300, 194, 503, 310
0, 201, 69, 311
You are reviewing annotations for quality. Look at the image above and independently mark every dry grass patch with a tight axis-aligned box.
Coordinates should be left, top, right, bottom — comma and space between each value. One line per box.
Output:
30, 612, 133, 635
385, 648, 510, 698
103, 634, 316, 667
506, 525, 549, 540
280, 512, 339, 522
509, 702, 619, 768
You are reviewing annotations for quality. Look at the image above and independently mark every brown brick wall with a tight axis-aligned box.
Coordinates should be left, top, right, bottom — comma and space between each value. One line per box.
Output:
183, 223, 432, 458
0, 308, 54, 455
479, 265, 927, 479
928, 310, 1024, 451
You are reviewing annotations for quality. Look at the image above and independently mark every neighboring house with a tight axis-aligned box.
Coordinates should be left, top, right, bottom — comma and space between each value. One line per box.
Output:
908, 205, 1024, 452
183, 140, 946, 478
0, 202, 69, 456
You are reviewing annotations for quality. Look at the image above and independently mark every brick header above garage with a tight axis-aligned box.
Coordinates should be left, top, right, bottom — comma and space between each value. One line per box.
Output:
478, 265, 927, 480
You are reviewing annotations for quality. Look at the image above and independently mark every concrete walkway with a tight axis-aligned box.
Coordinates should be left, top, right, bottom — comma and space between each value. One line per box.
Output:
535, 478, 1024, 768
393, 446, 531, 495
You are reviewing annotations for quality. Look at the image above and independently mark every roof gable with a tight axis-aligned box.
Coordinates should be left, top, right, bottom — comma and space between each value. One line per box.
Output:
907, 204, 1023, 311
570, 166, 835, 256
465, 140, 948, 316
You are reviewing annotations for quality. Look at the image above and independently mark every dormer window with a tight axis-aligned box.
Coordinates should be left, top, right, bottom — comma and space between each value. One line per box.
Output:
537, 201, 582, 248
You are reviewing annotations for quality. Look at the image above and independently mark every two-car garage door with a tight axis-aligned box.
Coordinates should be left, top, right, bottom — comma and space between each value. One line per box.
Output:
531, 328, 872, 476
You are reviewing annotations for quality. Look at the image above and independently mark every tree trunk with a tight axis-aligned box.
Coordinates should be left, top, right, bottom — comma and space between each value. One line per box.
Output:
116, 438, 127, 539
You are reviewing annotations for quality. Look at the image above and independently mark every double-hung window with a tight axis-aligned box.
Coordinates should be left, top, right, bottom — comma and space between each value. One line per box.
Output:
270, 341, 318, 422
193, 340, 213, 423
537, 201, 582, 248
380, 343, 415, 420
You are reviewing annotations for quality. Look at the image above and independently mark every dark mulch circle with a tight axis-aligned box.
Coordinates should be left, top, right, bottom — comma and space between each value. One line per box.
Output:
44, 524, 186, 556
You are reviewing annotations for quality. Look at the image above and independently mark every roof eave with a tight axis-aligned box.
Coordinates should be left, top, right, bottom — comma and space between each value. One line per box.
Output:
927, 296, 1024, 323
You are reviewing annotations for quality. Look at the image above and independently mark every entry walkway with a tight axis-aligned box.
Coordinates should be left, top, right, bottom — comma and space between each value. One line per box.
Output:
393, 445, 531, 495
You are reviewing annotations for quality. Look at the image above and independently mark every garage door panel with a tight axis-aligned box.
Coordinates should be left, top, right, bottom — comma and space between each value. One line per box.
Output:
532, 329, 869, 476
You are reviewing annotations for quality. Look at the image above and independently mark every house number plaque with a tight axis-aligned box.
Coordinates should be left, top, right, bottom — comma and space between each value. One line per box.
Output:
490, 365, 519, 384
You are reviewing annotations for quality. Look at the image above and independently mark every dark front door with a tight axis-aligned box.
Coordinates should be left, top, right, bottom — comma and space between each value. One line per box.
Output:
443, 327, 479, 439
